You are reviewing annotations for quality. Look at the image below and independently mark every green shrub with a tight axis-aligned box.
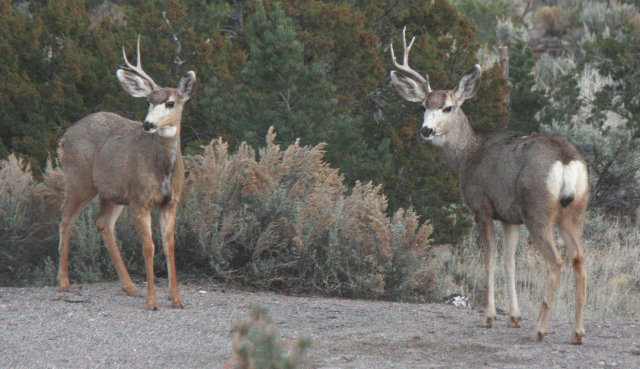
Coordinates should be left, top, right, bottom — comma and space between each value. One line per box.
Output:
226, 307, 310, 369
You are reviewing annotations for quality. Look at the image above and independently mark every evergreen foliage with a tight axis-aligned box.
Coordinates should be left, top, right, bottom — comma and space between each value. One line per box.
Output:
1, 0, 509, 244
508, 39, 548, 133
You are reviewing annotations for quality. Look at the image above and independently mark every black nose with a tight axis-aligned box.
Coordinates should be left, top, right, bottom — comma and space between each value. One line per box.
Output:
420, 127, 434, 138
143, 121, 157, 131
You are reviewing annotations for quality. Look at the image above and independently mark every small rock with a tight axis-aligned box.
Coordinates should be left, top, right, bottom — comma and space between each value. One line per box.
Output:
198, 290, 207, 294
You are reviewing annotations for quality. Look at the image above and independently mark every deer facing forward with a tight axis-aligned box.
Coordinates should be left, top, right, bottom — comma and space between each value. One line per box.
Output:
390, 28, 588, 344
57, 38, 196, 310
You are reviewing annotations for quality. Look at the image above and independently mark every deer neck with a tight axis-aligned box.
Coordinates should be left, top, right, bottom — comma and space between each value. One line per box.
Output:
152, 127, 181, 177
438, 113, 479, 178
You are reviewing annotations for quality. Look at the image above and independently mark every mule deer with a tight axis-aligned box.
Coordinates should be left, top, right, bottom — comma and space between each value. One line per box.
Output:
390, 28, 588, 344
57, 37, 196, 310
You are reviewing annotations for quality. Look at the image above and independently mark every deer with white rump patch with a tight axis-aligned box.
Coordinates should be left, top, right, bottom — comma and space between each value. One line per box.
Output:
390, 28, 588, 344
57, 37, 196, 310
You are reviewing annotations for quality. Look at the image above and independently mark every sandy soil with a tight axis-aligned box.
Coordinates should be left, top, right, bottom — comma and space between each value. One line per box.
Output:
1, 281, 639, 369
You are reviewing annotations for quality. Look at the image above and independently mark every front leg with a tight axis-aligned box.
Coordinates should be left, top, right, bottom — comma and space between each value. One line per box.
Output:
131, 208, 158, 310
502, 222, 522, 327
477, 216, 497, 327
159, 203, 183, 308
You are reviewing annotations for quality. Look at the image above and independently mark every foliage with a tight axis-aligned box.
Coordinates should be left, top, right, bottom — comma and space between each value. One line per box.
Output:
535, 5, 579, 37
508, 39, 548, 132
455, 0, 510, 45
180, 128, 436, 300
3, 129, 439, 301
540, 18, 640, 213
225, 307, 311, 369
2, 0, 510, 245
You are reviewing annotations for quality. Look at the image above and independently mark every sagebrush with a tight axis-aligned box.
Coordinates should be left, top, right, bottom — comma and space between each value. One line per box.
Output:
2, 128, 437, 301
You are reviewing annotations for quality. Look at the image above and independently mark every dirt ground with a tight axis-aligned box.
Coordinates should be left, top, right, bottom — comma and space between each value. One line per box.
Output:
1, 281, 639, 369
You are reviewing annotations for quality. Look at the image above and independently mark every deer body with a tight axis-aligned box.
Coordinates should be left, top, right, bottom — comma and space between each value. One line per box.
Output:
62, 112, 184, 208
390, 28, 588, 344
57, 38, 195, 310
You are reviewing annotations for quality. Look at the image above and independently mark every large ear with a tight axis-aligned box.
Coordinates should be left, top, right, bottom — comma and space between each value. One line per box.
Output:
390, 71, 427, 102
116, 69, 154, 98
453, 64, 482, 103
177, 71, 196, 101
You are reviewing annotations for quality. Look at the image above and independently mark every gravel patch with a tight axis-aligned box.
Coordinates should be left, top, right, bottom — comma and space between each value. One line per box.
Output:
1, 282, 639, 368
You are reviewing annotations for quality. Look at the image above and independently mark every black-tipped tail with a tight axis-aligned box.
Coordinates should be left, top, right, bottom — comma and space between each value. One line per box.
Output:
560, 196, 574, 208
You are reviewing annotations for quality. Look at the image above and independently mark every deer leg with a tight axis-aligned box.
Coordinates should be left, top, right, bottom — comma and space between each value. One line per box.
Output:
530, 226, 563, 342
477, 217, 497, 328
502, 222, 522, 328
57, 192, 94, 291
159, 204, 183, 308
131, 208, 158, 310
96, 199, 138, 297
559, 220, 586, 345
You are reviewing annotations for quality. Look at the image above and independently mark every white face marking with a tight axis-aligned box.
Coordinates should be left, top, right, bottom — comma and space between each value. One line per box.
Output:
158, 125, 178, 137
421, 109, 450, 147
145, 103, 168, 126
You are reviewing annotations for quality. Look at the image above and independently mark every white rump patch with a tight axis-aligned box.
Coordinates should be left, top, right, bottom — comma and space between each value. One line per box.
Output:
158, 125, 178, 137
547, 160, 588, 200
561, 160, 588, 199
546, 161, 563, 198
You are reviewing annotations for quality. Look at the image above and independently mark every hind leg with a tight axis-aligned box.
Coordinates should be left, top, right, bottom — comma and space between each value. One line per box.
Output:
559, 216, 586, 345
96, 198, 138, 296
58, 189, 95, 291
528, 224, 563, 341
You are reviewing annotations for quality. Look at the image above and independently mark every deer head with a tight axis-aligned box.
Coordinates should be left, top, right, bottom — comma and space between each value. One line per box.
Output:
390, 27, 481, 147
116, 36, 196, 138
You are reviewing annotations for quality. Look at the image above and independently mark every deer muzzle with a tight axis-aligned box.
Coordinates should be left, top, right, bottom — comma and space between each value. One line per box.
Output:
420, 126, 434, 139
143, 121, 157, 132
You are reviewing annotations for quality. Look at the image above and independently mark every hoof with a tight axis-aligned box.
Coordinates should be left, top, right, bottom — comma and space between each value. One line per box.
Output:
57, 277, 70, 292
122, 284, 139, 297
571, 331, 584, 345
532, 330, 545, 342
482, 316, 495, 328
508, 315, 522, 328
171, 301, 184, 309
146, 303, 158, 311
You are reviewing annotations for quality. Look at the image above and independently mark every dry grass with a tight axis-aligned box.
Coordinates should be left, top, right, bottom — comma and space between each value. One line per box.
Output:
436, 212, 640, 320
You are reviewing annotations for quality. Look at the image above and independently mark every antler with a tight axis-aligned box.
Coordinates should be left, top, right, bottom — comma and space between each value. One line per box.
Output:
390, 27, 431, 92
121, 36, 159, 90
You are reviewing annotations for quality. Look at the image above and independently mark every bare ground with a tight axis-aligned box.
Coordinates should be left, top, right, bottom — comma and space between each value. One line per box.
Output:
1, 281, 639, 369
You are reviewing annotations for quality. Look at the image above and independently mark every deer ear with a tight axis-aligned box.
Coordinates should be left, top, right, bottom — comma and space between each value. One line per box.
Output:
390, 71, 427, 102
116, 69, 153, 98
453, 64, 482, 103
178, 71, 196, 101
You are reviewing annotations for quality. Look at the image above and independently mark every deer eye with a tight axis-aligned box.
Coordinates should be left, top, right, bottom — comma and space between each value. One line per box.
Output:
165, 101, 175, 108
443, 106, 452, 113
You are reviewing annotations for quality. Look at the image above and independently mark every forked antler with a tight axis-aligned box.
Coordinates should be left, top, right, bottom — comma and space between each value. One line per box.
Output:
390, 27, 431, 92
121, 36, 159, 90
